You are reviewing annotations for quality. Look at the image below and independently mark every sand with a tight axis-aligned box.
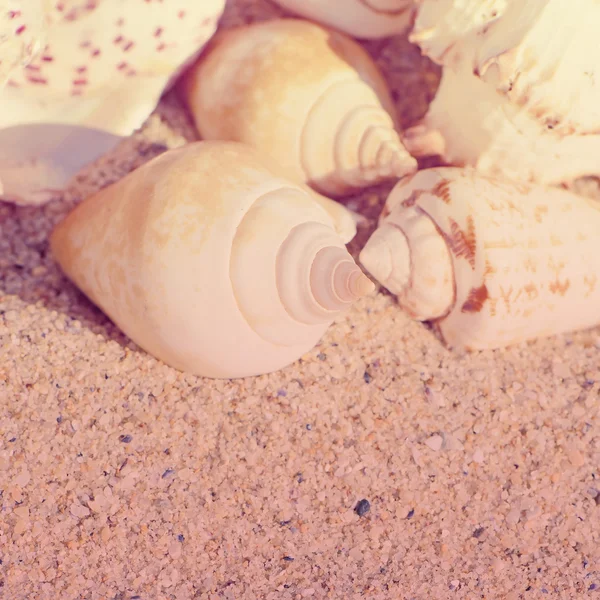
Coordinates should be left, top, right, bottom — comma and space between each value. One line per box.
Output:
1, 1, 599, 598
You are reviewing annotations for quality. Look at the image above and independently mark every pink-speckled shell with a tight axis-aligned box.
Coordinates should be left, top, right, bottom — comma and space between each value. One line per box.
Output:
0, 0, 48, 85
1, 0, 225, 132
0, 0, 225, 205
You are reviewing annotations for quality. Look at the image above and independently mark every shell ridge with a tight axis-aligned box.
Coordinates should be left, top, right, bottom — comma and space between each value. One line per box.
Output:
298, 74, 360, 184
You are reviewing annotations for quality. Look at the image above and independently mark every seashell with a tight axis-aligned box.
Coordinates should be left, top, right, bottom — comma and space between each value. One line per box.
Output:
404, 0, 600, 184
0, 0, 226, 206
0, 0, 48, 86
359, 167, 600, 350
408, 0, 511, 66
50, 141, 374, 379
268, 0, 414, 39
179, 18, 417, 198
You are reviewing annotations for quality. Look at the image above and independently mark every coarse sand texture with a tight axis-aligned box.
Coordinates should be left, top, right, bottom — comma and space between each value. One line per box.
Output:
1, 1, 599, 599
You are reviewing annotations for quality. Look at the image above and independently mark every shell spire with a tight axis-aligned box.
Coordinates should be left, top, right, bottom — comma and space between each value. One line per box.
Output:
0, 0, 226, 205
305, 96, 416, 195
50, 141, 369, 379
287, 243, 374, 320
360, 200, 454, 321
179, 18, 417, 198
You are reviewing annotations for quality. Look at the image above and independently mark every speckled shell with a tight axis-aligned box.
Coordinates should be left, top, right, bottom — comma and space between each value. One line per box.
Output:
0, 0, 226, 205
360, 167, 600, 350
0, 0, 48, 86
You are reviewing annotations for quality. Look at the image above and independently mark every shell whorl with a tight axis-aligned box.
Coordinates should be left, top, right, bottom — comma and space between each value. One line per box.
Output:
278, 223, 373, 321
230, 185, 373, 347
359, 196, 455, 321
301, 78, 416, 196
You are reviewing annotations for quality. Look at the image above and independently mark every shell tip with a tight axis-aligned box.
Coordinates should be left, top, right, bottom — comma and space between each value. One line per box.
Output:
390, 149, 418, 179
402, 124, 446, 158
375, 140, 417, 180
349, 269, 376, 299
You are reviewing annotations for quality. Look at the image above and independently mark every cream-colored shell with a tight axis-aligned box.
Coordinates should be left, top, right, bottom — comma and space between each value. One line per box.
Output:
50, 141, 373, 379
268, 0, 414, 39
404, 0, 600, 184
360, 167, 600, 350
0, 0, 226, 205
180, 18, 416, 198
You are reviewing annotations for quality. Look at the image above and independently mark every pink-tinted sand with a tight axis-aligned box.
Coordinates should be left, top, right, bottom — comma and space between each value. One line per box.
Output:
1, 1, 599, 598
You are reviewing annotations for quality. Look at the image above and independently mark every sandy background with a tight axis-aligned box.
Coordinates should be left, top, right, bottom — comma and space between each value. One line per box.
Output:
1, 0, 600, 598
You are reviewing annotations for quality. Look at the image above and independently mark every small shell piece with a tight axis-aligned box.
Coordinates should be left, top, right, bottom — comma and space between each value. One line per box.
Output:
0, 0, 226, 205
404, 0, 600, 184
268, 0, 414, 39
50, 141, 373, 379
360, 167, 600, 350
180, 19, 417, 198
408, 0, 510, 66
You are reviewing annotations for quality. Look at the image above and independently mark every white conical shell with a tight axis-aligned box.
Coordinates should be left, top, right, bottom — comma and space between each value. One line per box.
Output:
405, 0, 600, 184
360, 167, 600, 350
180, 18, 416, 198
269, 0, 414, 39
0, 0, 226, 205
50, 141, 372, 379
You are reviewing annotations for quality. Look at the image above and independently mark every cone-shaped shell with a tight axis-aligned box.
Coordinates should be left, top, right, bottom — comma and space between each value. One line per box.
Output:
405, 0, 600, 184
180, 18, 416, 198
360, 167, 600, 350
269, 0, 414, 39
0, 0, 226, 205
50, 141, 373, 379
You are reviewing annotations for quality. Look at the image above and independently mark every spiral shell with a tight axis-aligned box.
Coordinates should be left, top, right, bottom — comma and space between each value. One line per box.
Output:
404, 0, 600, 184
180, 18, 416, 198
360, 167, 600, 350
269, 0, 414, 39
50, 141, 373, 379
0, 0, 226, 205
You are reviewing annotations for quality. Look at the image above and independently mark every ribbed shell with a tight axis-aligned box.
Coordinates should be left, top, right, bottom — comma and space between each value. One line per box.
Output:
51, 141, 372, 378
